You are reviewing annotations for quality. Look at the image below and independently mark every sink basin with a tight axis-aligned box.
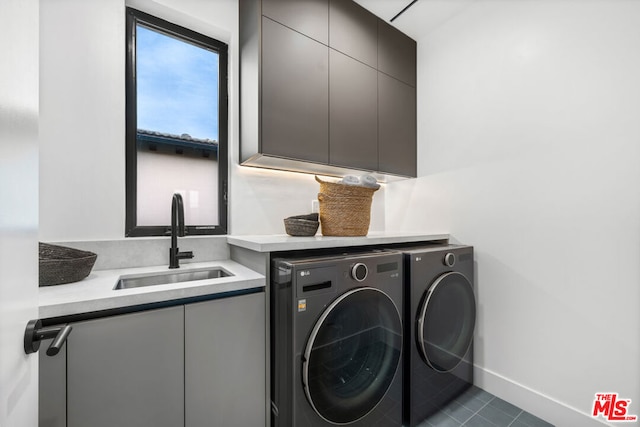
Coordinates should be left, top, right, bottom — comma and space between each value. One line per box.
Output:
114, 267, 233, 290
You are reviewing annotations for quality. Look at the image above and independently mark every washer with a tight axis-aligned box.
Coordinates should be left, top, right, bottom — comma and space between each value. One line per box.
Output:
271, 250, 404, 427
402, 244, 476, 426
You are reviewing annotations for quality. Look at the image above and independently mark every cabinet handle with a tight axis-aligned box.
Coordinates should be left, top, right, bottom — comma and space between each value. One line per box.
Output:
24, 319, 73, 356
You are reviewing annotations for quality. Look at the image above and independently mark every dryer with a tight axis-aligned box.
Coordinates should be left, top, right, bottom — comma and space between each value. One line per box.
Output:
271, 250, 403, 427
402, 245, 476, 426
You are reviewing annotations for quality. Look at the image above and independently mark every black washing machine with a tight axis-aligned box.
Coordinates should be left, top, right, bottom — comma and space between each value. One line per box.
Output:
271, 250, 404, 427
402, 245, 476, 426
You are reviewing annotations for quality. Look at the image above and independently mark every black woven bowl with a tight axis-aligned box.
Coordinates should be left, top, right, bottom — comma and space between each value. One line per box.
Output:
39, 242, 98, 286
284, 214, 320, 236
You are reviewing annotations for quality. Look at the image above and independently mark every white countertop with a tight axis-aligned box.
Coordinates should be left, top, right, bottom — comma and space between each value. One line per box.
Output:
39, 260, 265, 319
227, 232, 449, 252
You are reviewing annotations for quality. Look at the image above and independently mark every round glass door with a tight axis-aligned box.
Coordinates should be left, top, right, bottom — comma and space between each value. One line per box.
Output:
303, 287, 402, 424
417, 272, 476, 373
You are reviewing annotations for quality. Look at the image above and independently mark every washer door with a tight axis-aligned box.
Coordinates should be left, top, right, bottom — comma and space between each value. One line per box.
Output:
302, 287, 402, 425
417, 272, 476, 373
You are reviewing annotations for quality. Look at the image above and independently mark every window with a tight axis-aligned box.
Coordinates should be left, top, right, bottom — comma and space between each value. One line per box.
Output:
125, 8, 228, 237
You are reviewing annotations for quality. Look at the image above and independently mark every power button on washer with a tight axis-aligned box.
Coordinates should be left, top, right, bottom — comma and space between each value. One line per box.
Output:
444, 253, 456, 267
351, 263, 368, 282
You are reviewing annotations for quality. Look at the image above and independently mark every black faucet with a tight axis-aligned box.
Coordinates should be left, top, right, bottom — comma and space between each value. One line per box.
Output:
169, 193, 194, 269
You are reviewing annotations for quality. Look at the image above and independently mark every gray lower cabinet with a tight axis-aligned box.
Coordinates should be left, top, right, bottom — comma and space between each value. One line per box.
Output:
185, 292, 265, 427
39, 345, 66, 427
67, 306, 185, 427
39, 292, 266, 427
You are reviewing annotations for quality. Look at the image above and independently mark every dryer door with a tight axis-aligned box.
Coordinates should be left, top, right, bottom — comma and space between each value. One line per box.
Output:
302, 287, 402, 424
417, 271, 476, 373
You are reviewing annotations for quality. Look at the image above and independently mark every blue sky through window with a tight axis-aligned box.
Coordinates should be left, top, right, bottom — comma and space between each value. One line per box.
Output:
136, 25, 219, 141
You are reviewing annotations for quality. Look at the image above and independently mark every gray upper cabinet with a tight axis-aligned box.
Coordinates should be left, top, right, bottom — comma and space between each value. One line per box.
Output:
329, 0, 377, 68
329, 49, 378, 171
379, 72, 417, 176
67, 306, 185, 427
262, 0, 328, 44
240, 0, 417, 178
378, 19, 417, 87
261, 16, 329, 164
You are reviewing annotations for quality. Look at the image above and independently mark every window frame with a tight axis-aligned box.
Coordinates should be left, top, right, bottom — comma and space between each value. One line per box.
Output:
125, 7, 228, 237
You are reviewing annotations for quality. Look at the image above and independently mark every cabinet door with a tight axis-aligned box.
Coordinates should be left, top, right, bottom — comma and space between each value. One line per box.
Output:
329, 49, 378, 171
262, 0, 328, 44
329, 0, 377, 67
261, 17, 329, 164
185, 292, 266, 427
39, 345, 66, 427
378, 72, 417, 176
66, 306, 185, 427
378, 19, 416, 87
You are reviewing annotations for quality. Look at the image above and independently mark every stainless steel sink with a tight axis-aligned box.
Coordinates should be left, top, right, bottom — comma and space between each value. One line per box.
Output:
114, 267, 233, 290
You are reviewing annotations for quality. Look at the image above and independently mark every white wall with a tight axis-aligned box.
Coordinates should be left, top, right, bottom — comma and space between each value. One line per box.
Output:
39, 0, 125, 241
38, 0, 385, 241
386, 1, 640, 425
0, 1, 40, 425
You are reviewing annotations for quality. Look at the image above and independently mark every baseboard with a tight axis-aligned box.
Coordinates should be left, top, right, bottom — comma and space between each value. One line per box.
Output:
474, 366, 611, 427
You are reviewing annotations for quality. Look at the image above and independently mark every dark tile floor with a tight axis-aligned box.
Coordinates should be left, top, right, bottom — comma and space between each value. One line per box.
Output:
416, 386, 555, 427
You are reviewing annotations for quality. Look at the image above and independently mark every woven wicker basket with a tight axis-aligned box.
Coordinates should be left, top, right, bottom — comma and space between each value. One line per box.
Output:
315, 176, 378, 236
39, 242, 97, 286
315, 176, 378, 198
